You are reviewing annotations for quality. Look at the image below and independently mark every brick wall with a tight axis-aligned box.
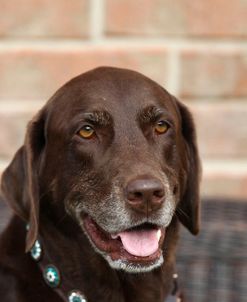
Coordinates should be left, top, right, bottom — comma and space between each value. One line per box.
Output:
0, 0, 247, 199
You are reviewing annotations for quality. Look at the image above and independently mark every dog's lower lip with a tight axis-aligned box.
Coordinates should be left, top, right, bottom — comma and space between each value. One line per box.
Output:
82, 215, 165, 263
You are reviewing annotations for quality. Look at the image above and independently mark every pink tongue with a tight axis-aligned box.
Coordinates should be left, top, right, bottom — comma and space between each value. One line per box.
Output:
118, 229, 160, 257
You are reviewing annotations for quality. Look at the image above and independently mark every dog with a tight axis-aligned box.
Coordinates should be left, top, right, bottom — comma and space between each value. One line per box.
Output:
0, 67, 200, 302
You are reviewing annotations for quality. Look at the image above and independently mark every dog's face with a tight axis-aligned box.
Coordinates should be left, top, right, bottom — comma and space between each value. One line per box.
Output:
1, 67, 200, 273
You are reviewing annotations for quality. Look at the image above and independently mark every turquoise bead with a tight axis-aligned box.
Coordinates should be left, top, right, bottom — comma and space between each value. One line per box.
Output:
30, 240, 42, 261
68, 291, 87, 302
43, 265, 60, 288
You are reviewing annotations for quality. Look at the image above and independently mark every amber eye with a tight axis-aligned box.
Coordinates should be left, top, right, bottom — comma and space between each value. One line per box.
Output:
155, 120, 169, 134
78, 125, 95, 139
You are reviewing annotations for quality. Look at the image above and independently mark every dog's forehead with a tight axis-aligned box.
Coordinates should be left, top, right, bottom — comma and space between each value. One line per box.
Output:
47, 67, 177, 126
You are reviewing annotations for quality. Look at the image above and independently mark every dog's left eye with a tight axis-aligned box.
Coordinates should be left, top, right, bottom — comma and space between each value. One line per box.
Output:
155, 120, 169, 134
78, 125, 95, 139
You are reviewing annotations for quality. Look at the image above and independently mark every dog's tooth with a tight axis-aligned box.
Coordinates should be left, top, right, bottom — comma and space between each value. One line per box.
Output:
111, 234, 118, 239
157, 229, 162, 241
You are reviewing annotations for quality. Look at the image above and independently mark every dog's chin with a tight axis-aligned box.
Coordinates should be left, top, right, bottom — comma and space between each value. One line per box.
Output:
80, 215, 166, 273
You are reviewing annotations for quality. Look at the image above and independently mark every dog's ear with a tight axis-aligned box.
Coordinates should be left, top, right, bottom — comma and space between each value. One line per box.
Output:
174, 99, 201, 235
1, 109, 46, 252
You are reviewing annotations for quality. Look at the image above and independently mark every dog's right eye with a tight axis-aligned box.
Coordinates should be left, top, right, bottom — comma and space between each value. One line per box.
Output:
77, 125, 95, 139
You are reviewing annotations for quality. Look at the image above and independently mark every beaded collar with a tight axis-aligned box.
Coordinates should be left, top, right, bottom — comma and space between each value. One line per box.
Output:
29, 235, 181, 302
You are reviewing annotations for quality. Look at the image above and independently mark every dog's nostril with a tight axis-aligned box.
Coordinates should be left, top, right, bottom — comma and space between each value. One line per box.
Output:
133, 192, 143, 200
154, 189, 165, 198
173, 185, 178, 195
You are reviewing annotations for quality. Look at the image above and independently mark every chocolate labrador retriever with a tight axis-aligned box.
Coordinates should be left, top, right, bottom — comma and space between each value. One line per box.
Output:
0, 67, 200, 302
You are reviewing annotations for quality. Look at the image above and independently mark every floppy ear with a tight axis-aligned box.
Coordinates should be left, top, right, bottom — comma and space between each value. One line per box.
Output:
1, 109, 46, 252
175, 99, 201, 235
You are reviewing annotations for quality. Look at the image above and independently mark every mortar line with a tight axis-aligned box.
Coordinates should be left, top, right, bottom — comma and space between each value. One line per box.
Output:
1, 38, 247, 51
166, 50, 181, 95
90, 0, 105, 42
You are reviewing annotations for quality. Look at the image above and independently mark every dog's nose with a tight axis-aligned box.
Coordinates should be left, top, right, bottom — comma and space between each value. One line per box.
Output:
125, 177, 165, 214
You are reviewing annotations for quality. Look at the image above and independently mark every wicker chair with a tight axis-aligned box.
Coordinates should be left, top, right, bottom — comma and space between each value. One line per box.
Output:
177, 198, 247, 302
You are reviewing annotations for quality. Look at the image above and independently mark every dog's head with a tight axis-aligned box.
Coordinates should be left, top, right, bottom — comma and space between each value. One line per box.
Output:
1, 67, 201, 273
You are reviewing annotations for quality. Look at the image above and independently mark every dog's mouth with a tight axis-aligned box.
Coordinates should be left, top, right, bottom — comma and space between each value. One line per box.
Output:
82, 215, 165, 265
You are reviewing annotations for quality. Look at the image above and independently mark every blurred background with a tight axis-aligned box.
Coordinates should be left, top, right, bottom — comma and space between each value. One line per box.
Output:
0, 1, 246, 301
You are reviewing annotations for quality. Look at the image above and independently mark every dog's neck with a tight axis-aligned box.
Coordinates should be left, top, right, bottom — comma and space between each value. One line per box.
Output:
30, 215, 181, 302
